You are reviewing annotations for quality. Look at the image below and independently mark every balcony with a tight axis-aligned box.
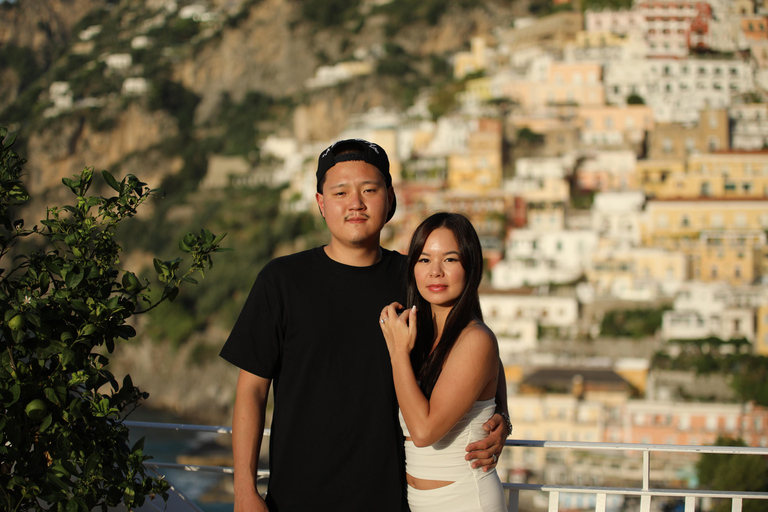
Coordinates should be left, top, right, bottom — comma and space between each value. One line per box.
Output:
125, 421, 768, 512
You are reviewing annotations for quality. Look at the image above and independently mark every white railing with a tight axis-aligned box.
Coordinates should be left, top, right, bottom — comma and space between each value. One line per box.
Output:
504, 439, 768, 512
126, 421, 768, 512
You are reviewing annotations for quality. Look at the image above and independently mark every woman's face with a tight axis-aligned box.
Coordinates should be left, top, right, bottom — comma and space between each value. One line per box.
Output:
414, 227, 466, 311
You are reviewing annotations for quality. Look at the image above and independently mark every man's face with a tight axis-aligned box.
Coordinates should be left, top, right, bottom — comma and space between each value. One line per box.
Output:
316, 160, 393, 249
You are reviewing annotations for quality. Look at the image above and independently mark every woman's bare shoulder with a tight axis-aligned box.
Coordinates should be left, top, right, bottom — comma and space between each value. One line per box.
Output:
457, 321, 498, 351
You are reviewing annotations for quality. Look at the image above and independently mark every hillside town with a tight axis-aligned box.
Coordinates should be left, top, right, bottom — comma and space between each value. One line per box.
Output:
198, 0, 768, 490
28, 0, 768, 497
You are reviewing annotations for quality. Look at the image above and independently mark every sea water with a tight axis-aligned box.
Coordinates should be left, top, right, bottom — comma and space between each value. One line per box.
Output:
125, 407, 234, 512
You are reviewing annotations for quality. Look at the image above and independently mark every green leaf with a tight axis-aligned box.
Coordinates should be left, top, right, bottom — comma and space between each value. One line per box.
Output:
40, 413, 53, 432
66, 495, 80, 512
44, 258, 63, 275
61, 348, 76, 368
102, 170, 121, 191
44, 387, 60, 404
131, 436, 145, 454
179, 232, 196, 252
64, 264, 84, 288
81, 324, 99, 336
61, 177, 79, 194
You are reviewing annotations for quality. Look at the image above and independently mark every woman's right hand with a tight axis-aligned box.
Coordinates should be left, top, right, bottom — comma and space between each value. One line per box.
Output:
379, 302, 417, 357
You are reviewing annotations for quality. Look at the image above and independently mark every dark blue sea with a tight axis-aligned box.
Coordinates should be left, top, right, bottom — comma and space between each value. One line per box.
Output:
126, 407, 234, 512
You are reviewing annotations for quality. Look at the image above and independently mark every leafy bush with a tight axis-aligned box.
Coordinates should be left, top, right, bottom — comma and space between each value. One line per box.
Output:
0, 44, 42, 90
599, 307, 668, 338
301, 0, 362, 27
148, 79, 200, 129
697, 437, 768, 512
0, 127, 225, 510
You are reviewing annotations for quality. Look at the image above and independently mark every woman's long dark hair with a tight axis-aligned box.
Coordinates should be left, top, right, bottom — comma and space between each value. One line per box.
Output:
406, 212, 484, 399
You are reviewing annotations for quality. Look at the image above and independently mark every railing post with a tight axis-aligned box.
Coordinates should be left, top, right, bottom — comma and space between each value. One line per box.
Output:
732, 497, 743, 512
548, 491, 559, 512
595, 493, 607, 512
685, 496, 695, 512
506, 488, 519, 512
643, 449, 650, 491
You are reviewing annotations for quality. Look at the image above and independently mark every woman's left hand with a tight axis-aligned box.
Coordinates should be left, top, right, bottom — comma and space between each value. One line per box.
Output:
379, 302, 417, 357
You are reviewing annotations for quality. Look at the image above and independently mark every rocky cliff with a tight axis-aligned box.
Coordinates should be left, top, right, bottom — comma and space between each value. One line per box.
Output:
2, 0, 524, 424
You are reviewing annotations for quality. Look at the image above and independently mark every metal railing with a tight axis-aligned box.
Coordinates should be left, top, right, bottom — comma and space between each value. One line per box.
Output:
126, 421, 768, 512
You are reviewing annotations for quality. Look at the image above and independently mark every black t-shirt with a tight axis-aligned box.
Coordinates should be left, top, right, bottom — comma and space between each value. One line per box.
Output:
220, 246, 409, 511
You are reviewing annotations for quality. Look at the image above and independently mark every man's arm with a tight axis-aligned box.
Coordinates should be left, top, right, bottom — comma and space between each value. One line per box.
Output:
232, 369, 272, 512
465, 360, 510, 470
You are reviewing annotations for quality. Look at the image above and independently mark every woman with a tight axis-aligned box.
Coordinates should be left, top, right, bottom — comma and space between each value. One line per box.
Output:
379, 212, 506, 512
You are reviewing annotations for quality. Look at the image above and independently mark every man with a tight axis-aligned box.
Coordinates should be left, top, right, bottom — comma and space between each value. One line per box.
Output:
220, 139, 511, 511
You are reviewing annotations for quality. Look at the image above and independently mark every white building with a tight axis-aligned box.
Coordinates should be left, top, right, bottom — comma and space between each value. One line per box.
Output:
662, 308, 755, 342
79, 25, 102, 41
584, 9, 646, 36
591, 191, 645, 247
604, 58, 755, 123
730, 103, 768, 150
305, 61, 374, 89
122, 77, 149, 96
480, 291, 580, 334
492, 229, 598, 289
661, 281, 761, 342
131, 35, 151, 50
49, 82, 73, 109
504, 157, 572, 204
104, 53, 133, 71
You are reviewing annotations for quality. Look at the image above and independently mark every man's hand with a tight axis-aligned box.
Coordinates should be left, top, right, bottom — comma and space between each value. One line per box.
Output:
464, 413, 509, 471
234, 486, 268, 512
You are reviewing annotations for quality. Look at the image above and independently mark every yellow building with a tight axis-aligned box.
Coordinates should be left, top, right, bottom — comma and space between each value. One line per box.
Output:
644, 152, 768, 199
691, 230, 767, 286
587, 247, 686, 298
463, 76, 495, 103
447, 118, 503, 193
454, 36, 489, 79
641, 199, 768, 250
636, 159, 687, 199
756, 303, 768, 356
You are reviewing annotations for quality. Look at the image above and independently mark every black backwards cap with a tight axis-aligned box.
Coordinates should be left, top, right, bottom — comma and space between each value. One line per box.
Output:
316, 138, 397, 221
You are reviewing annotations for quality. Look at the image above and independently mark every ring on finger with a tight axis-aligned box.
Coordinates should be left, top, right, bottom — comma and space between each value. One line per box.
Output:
380, 317, 388, 323
492, 453, 497, 463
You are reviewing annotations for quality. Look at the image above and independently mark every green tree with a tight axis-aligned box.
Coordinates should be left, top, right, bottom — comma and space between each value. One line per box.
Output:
0, 127, 226, 511
696, 437, 768, 512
